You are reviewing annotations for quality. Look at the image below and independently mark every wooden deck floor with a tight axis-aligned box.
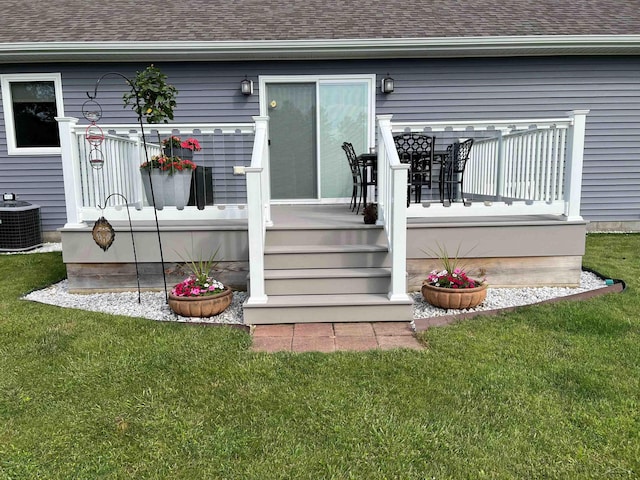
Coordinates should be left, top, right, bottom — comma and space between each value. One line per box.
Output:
269, 203, 570, 228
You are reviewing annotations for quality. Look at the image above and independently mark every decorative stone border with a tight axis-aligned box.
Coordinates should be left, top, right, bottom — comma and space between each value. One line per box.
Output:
414, 269, 625, 332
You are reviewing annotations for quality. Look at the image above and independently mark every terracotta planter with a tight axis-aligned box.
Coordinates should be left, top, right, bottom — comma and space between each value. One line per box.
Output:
168, 287, 233, 317
421, 283, 488, 309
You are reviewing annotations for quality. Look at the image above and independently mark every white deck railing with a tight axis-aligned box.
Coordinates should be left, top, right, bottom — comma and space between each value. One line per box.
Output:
56, 118, 256, 226
376, 115, 412, 302
466, 125, 567, 202
386, 110, 589, 220
245, 116, 271, 305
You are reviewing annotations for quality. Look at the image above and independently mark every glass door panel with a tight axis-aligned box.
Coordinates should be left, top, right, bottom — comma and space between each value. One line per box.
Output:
319, 82, 369, 199
266, 83, 317, 200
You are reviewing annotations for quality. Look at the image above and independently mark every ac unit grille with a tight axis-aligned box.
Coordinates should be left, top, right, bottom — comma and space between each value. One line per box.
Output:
0, 201, 43, 252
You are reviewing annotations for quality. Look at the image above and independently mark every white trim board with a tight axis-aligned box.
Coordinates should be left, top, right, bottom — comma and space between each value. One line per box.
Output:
2, 35, 640, 62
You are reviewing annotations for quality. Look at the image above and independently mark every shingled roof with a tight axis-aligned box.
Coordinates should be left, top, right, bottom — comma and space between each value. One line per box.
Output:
1, 0, 639, 61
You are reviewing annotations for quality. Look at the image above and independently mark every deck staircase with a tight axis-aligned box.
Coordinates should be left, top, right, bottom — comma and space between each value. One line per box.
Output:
242, 207, 414, 324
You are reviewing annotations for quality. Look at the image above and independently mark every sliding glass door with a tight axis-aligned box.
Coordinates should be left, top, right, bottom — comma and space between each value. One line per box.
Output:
262, 76, 374, 202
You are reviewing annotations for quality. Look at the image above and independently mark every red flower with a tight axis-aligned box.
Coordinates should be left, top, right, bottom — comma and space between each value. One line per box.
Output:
181, 138, 202, 151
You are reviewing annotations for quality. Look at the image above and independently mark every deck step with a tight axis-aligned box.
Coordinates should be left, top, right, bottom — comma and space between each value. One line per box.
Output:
264, 267, 391, 295
265, 244, 389, 269
243, 293, 413, 324
243, 219, 409, 325
266, 226, 385, 247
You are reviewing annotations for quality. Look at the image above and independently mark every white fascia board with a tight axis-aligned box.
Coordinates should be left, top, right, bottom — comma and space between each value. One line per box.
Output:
1, 35, 640, 62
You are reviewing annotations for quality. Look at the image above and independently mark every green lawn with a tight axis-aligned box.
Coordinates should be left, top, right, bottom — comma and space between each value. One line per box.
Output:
0, 234, 638, 479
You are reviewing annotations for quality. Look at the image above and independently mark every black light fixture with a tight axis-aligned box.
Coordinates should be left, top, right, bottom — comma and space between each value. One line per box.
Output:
240, 76, 253, 95
381, 74, 394, 94
2, 193, 16, 201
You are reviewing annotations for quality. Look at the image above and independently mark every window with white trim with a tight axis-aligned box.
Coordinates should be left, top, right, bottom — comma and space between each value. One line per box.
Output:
1, 73, 64, 155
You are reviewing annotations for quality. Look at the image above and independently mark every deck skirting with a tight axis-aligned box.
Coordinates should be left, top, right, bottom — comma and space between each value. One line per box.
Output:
60, 206, 587, 294
408, 255, 583, 289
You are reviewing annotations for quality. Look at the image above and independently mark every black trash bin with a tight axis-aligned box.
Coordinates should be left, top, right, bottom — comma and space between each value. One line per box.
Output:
0, 200, 43, 251
188, 166, 214, 210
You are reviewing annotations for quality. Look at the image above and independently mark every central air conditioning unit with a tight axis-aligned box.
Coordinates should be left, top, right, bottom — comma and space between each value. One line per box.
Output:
0, 200, 43, 252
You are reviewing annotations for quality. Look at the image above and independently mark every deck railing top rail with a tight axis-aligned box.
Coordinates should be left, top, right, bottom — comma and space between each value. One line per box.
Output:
391, 116, 574, 133
70, 122, 256, 135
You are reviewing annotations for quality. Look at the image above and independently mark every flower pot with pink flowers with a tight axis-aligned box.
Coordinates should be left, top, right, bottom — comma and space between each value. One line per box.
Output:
161, 135, 202, 160
168, 247, 233, 318
421, 243, 487, 309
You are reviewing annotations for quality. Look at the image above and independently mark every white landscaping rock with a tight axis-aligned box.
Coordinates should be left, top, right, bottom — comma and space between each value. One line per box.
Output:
22, 271, 607, 325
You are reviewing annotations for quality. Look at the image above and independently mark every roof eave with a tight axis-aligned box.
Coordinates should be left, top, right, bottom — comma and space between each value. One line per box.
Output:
2, 35, 640, 63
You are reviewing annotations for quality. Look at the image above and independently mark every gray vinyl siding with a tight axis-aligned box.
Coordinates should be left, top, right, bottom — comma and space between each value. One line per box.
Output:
1, 56, 639, 230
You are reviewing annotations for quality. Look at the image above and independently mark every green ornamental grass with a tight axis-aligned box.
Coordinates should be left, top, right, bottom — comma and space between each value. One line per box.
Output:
0, 234, 638, 479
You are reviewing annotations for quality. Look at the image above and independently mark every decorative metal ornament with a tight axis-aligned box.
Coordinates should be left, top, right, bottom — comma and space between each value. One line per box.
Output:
85, 123, 104, 146
83, 99, 106, 170
82, 99, 103, 122
92, 216, 115, 251
88, 147, 105, 169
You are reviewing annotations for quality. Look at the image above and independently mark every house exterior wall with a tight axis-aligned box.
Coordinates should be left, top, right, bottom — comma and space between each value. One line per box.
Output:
1, 56, 639, 232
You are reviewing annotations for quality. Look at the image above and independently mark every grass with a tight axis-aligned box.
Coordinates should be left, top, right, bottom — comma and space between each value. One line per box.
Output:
0, 233, 638, 479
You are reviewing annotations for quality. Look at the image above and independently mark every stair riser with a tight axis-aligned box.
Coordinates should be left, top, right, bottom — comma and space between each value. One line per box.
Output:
265, 276, 390, 295
265, 251, 390, 269
243, 303, 413, 324
266, 228, 385, 247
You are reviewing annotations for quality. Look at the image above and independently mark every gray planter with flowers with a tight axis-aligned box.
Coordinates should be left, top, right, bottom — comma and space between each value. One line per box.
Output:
140, 136, 202, 210
141, 169, 193, 210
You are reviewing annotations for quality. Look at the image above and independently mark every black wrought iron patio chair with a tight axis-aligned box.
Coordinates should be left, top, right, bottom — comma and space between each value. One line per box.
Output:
342, 142, 376, 214
393, 133, 435, 205
342, 142, 364, 213
439, 138, 474, 203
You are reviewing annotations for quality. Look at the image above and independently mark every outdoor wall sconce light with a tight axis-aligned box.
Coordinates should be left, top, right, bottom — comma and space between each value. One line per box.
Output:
240, 76, 253, 95
381, 74, 394, 94
2, 193, 16, 201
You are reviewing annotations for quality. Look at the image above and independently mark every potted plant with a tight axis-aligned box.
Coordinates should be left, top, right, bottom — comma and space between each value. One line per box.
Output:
162, 135, 202, 160
140, 152, 197, 210
421, 244, 487, 309
363, 202, 377, 224
122, 64, 177, 124
122, 65, 199, 210
168, 247, 233, 317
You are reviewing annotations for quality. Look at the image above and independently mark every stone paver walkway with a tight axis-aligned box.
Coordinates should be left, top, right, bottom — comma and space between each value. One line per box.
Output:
251, 322, 423, 353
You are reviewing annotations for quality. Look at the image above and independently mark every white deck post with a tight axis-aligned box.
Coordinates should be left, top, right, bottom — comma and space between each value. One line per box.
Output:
253, 116, 272, 226
564, 109, 590, 221
245, 116, 270, 305
376, 115, 393, 225
389, 164, 409, 301
128, 131, 144, 209
495, 130, 505, 200
56, 117, 86, 228
245, 167, 267, 304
